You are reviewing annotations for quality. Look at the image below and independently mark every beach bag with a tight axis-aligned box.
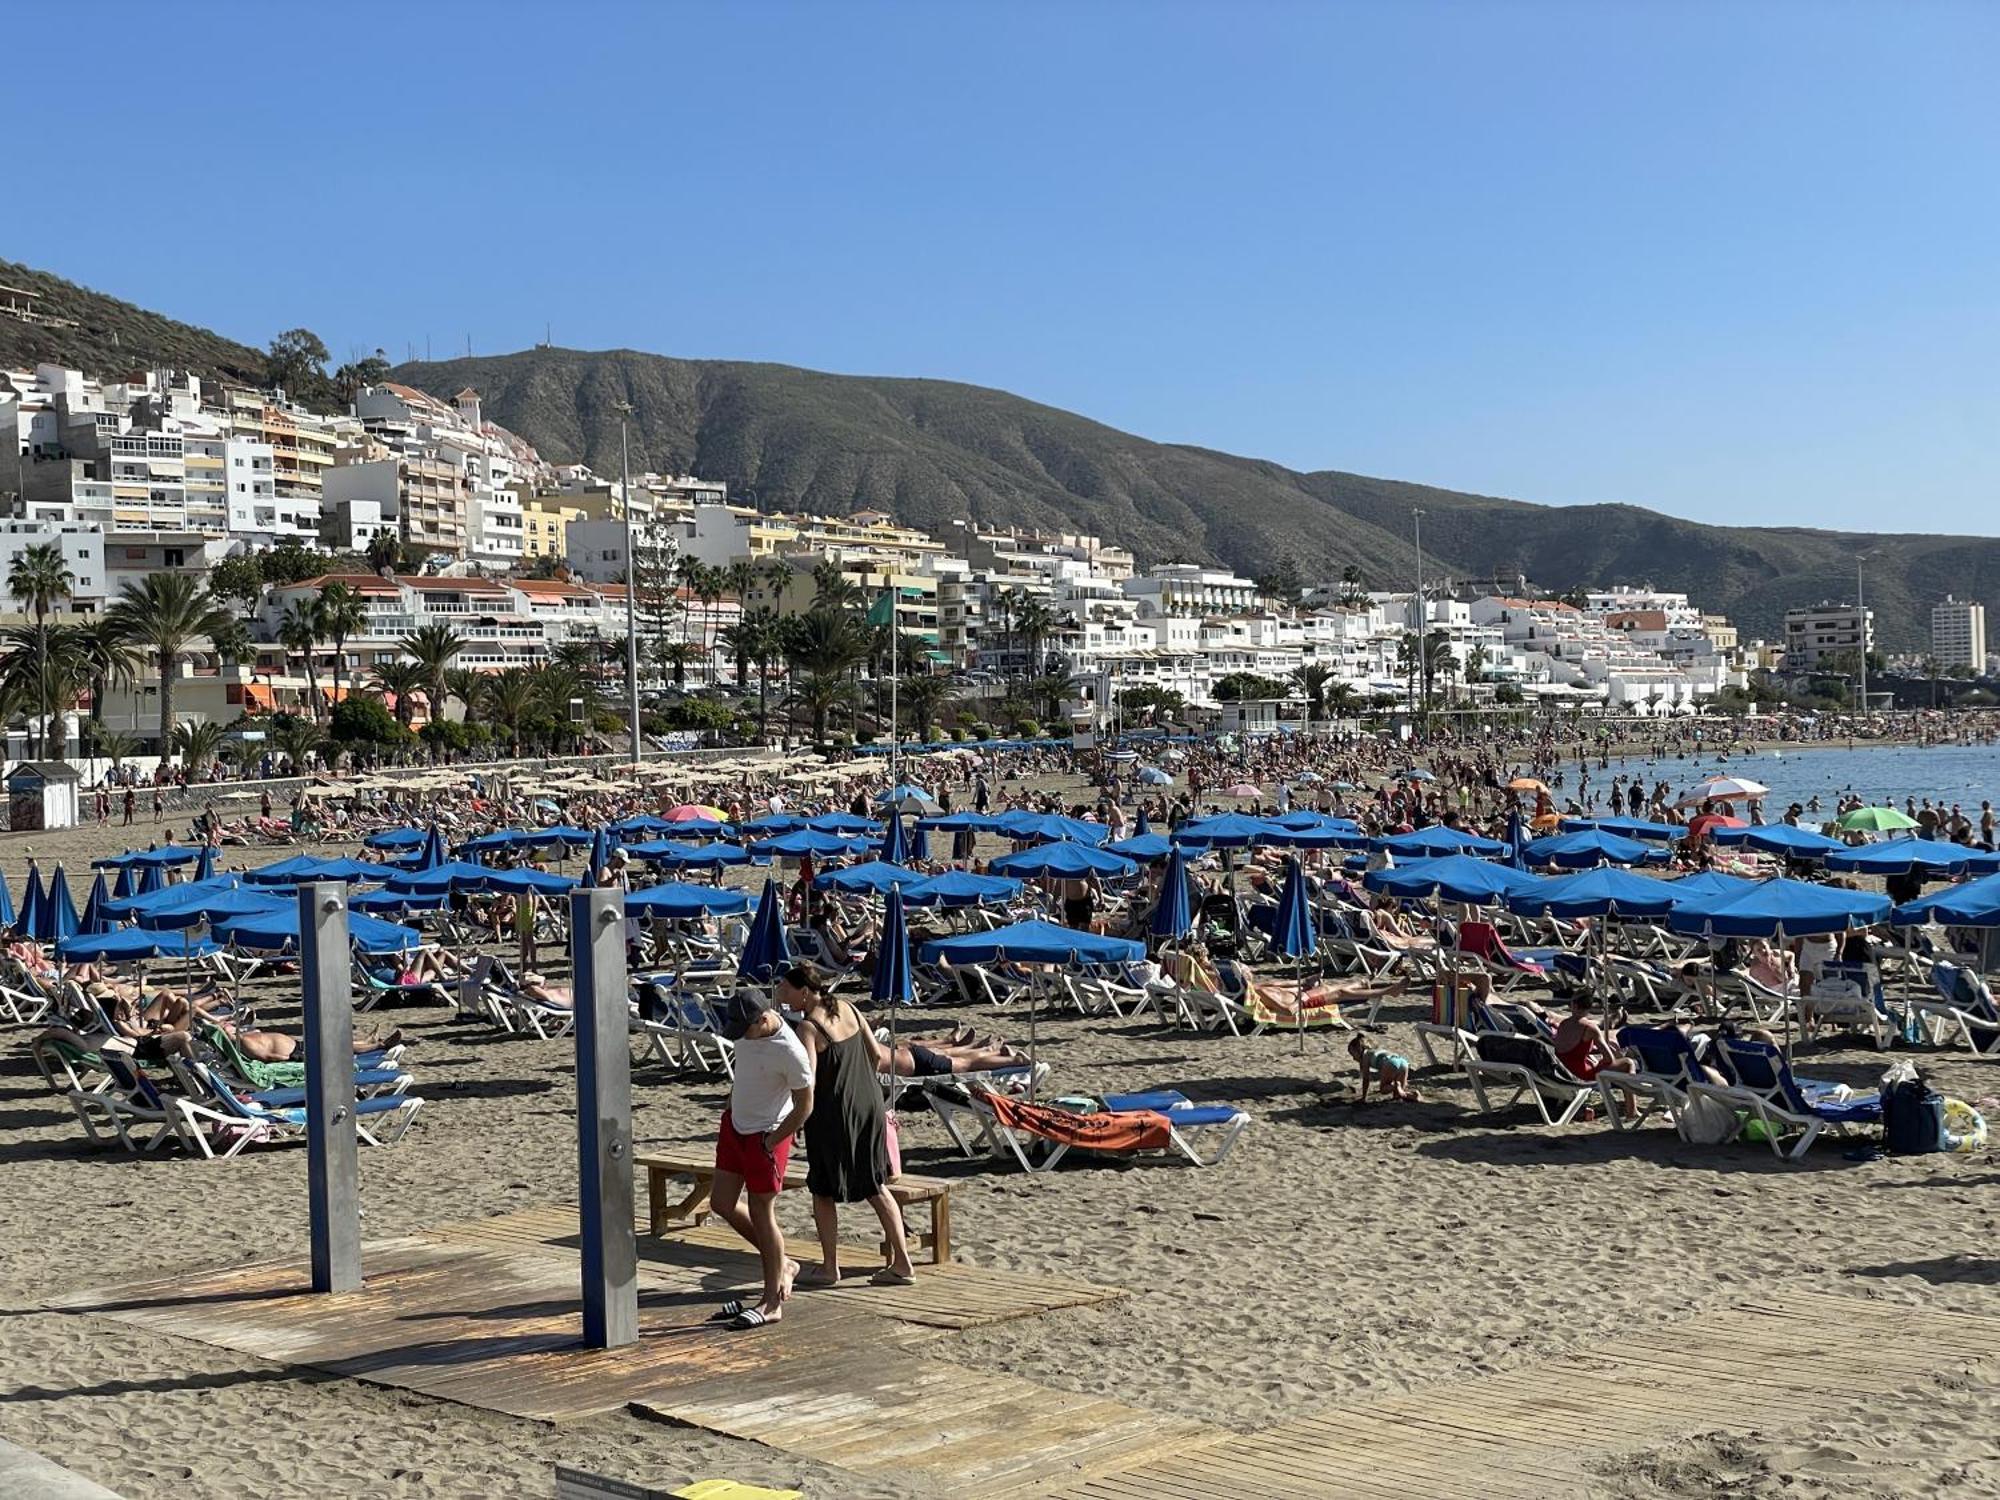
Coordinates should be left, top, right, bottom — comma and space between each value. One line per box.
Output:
1678, 1092, 1739, 1146
882, 1108, 902, 1179
1880, 1073, 1945, 1156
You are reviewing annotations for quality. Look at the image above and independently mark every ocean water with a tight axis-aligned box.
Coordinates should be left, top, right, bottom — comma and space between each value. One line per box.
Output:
1579, 742, 2000, 816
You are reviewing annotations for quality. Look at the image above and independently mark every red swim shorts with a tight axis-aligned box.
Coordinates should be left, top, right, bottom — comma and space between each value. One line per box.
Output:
715, 1110, 791, 1195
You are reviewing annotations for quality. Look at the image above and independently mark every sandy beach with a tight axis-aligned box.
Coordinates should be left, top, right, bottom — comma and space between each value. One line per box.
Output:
3, 787, 1998, 1499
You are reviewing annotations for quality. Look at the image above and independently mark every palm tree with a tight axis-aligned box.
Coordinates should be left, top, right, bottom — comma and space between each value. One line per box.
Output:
442, 666, 483, 721
318, 581, 369, 707
810, 557, 861, 613
1463, 644, 1488, 687
369, 659, 431, 728
1292, 662, 1335, 720
87, 725, 136, 773
655, 639, 699, 689
0, 623, 88, 758
1421, 630, 1457, 711
8, 542, 73, 622
1338, 564, 1368, 608
78, 616, 143, 735
278, 600, 324, 719
734, 606, 783, 739
106, 573, 240, 756
782, 608, 866, 741
1323, 681, 1360, 720
480, 668, 539, 754
900, 672, 953, 741
1012, 597, 1056, 679
7, 543, 75, 755
170, 717, 227, 774
399, 621, 464, 714
268, 712, 324, 772
1024, 670, 1075, 723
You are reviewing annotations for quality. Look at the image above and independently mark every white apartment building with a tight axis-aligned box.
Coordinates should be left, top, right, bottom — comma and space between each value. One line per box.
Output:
1931, 596, 1986, 672
1122, 563, 1259, 617
1783, 603, 1872, 672
0, 521, 107, 613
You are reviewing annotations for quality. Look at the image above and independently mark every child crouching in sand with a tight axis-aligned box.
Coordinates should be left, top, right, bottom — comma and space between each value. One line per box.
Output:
1348, 1034, 1420, 1102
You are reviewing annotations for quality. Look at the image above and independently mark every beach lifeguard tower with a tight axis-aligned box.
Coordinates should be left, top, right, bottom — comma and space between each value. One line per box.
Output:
6, 761, 81, 831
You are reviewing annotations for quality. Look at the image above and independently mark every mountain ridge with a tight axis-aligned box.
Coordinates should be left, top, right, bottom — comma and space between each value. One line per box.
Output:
0, 256, 1989, 651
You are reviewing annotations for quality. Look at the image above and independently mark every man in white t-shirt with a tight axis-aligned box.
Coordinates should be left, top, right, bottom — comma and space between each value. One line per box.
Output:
709, 990, 814, 1329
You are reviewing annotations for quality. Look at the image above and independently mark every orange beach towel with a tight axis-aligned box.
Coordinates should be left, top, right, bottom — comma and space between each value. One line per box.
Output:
980, 1091, 1172, 1152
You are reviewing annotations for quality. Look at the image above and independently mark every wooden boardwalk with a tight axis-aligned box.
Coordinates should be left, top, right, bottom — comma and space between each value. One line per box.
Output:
1041, 1289, 2000, 1500
47, 1215, 2000, 1499
430, 1203, 1122, 1330
48, 1222, 1194, 1497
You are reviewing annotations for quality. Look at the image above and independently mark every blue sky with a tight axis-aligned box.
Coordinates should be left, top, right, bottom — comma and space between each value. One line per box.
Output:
15, 1, 1996, 532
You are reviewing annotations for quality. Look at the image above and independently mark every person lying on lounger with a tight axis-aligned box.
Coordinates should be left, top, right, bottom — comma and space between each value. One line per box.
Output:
1347, 1035, 1420, 1102
518, 972, 572, 1009
1216, 957, 1406, 1018
876, 1024, 1032, 1078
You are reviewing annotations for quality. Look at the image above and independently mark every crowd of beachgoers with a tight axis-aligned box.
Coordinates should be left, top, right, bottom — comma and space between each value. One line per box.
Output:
3, 712, 1998, 1498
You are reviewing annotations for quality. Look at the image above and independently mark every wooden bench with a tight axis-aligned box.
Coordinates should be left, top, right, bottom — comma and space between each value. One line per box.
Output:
635, 1149, 955, 1265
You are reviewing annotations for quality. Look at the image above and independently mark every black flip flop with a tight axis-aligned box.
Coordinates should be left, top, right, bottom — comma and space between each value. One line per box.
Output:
729, 1308, 775, 1330
708, 1298, 754, 1321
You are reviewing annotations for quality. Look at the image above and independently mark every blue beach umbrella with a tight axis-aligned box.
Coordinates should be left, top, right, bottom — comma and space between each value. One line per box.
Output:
609, 813, 674, 837
750, 829, 871, 859
1170, 813, 1287, 849
1365, 854, 1543, 906
626, 882, 753, 919
131, 845, 202, 868
918, 919, 1144, 1098
364, 826, 427, 850
739, 813, 809, 835
79, 871, 109, 935
1824, 838, 1980, 877
901, 870, 1023, 908
245, 855, 387, 885
419, 826, 447, 871
1374, 826, 1511, 858
134, 882, 284, 931
815, 860, 924, 896
1150, 845, 1194, 942
474, 868, 578, 896
1559, 817, 1683, 843
58, 927, 221, 963
1133, 808, 1153, 837
989, 841, 1137, 879
194, 845, 217, 883
0, 867, 14, 931
872, 884, 914, 1011
1665, 877, 1890, 940
215, 907, 421, 955
994, 810, 1108, 846
878, 814, 909, 865
1272, 856, 1319, 1053
138, 862, 164, 897
648, 842, 751, 873
737, 878, 790, 986
586, 826, 611, 881
1105, 832, 1175, 862
909, 820, 931, 863
386, 860, 499, 894
1522, 829, 1660, 870
19, 864, 45, 938
1506, 866, 1679, 921
1893, 872, 2000, 928
1713, 824, 1849, 859
804, 812, 881, 835
43, 866, 79, 944
1505, 809, 1528, 871
919, 919, 1143, 966
351, 887, 448, 916
111, 864, 134, 902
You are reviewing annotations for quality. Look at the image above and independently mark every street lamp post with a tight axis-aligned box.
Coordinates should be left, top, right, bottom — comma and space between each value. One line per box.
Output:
1856, 554, 1871, 716
615, 402, 640, 768
1411, 507, 1427, 718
